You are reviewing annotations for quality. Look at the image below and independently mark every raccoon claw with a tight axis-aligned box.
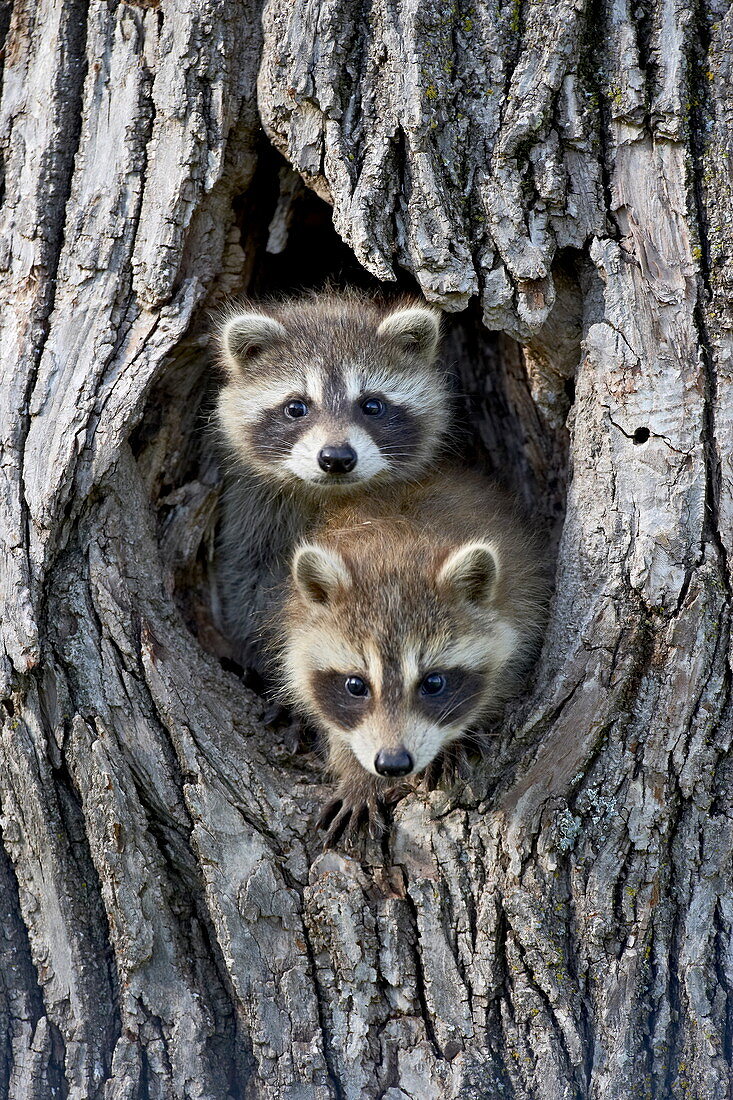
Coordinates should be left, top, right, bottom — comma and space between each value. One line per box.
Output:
261, 701, 287, 728
440, 751, 462, 787
382, 784, 407, 806
455, 745, 474, 780
317, 797, 345, 834
421, 746, 471, 791
421, 757, 444, 791
317, 795, 386, 848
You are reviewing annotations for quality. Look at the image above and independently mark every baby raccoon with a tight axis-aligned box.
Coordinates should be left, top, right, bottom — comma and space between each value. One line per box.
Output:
277, 469, 549, 844
215, 291, 450, 669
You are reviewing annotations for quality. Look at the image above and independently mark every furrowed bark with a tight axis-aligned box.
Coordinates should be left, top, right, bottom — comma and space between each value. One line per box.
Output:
1, 0, 731, 1098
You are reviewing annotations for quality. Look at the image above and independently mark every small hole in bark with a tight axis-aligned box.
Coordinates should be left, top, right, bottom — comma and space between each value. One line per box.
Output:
2, 698, 14, 717
564, 377, 575, 403
633, 427, 650, 445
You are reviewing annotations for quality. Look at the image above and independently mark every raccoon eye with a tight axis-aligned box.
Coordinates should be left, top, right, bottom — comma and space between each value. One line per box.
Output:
284, 399, 308, 419
420, 673, 447, 696
344, 675, 369, 697
360, 397, 386, 418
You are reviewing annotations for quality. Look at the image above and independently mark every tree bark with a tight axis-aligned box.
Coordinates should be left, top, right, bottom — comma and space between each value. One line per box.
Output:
1, 1, 732, 1098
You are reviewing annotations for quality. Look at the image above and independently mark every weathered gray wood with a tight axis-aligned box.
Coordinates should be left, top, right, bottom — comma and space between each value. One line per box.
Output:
1, 0, 732, 1097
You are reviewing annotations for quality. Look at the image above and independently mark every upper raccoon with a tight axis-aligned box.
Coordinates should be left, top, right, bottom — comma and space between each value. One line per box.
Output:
214, 291, 450, 668
276, 469, 550, 844
217, 292, 447, 489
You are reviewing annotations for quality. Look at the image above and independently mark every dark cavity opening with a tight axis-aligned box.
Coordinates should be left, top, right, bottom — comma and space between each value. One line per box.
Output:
633, 426, 650, 445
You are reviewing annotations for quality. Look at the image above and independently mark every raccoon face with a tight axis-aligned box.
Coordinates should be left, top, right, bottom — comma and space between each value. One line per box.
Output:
216, 299, 448, 490
284, 540, 520, 777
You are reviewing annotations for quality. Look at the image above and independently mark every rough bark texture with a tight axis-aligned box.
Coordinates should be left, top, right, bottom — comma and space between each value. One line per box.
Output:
1, 1, 732, 1098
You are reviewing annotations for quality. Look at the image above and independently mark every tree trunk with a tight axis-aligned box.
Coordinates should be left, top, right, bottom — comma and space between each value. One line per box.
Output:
1, 0, 731, 1097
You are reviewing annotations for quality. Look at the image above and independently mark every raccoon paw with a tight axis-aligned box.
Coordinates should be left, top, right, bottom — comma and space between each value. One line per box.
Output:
421, 744, 472, 790
317, 792, 387, 848
421, 757, 443, 791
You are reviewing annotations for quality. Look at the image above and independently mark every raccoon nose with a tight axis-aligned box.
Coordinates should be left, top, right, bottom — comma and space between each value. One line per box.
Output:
318, 444, 357, 474
374, 748, 414, 777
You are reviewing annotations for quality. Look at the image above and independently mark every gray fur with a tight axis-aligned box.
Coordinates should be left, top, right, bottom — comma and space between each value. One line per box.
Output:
216, 474, 315, 670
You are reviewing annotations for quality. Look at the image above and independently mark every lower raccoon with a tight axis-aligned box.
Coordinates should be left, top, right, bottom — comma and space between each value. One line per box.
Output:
275, 469, 550, 843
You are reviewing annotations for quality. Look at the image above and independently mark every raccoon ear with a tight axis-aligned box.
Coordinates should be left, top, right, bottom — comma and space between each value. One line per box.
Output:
377, 307, 441, 359
293, 544, 351, 605
437, 542, 499, 604
221, 313, 287, 375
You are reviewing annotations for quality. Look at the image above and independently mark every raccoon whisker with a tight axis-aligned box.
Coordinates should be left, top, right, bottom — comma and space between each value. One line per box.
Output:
462, 728, 490, 749
439, 440, 471, 458
436, 692, 487, 726
439, 444, 479, 465
453, 730, 480, 751
437, 691, 486, 721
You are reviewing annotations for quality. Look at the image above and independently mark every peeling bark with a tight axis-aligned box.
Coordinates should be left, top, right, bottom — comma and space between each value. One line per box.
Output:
1, 1, 732, 1098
